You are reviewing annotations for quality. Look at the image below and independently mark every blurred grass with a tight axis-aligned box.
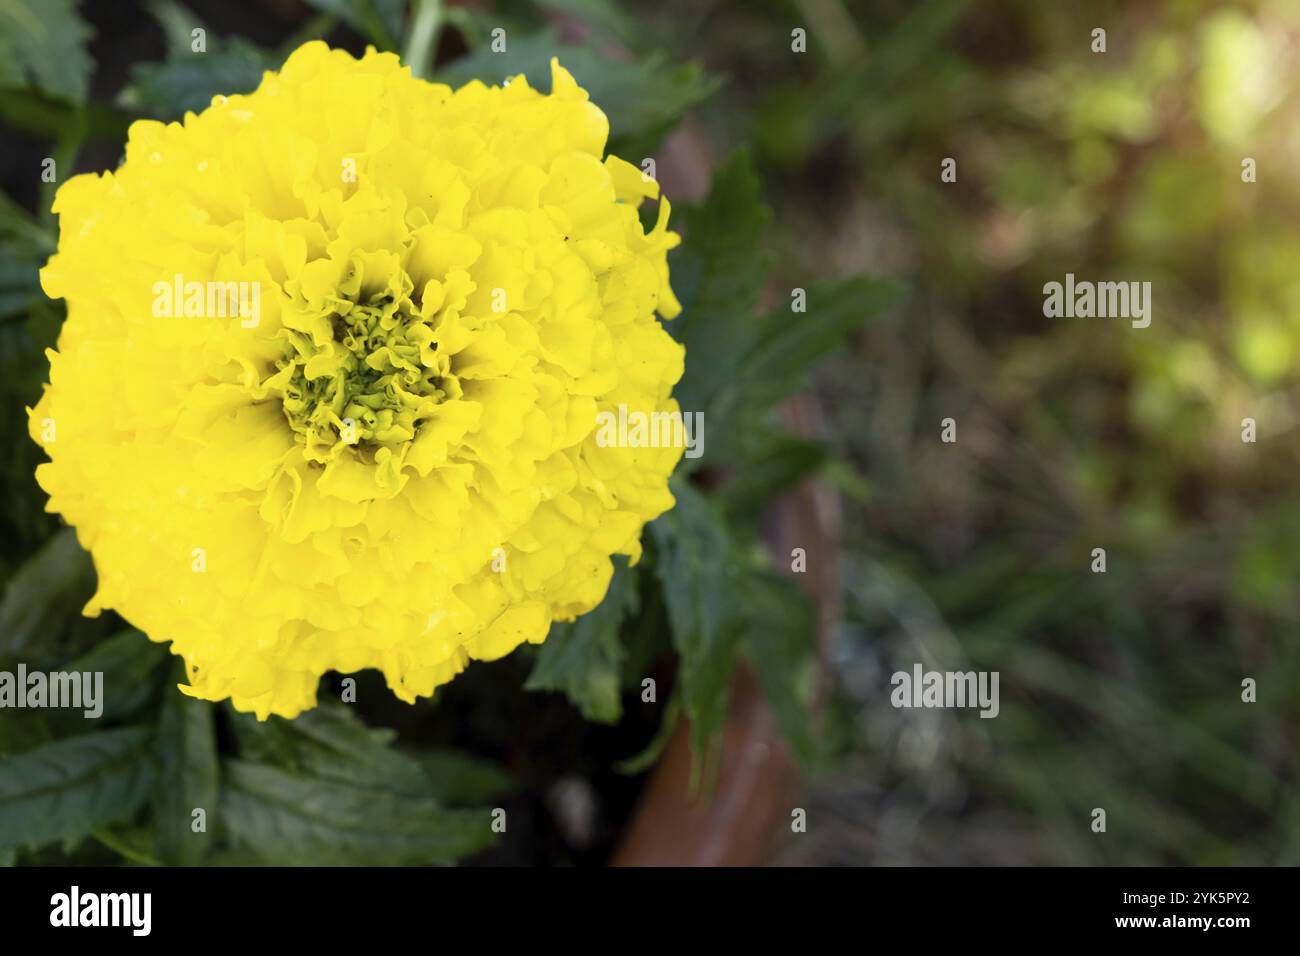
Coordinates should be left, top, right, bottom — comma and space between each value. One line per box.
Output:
642, 0, 1300, 864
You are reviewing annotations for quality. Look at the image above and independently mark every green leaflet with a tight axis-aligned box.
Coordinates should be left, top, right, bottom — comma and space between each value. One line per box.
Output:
219, 759, 494, 865
125, 38, 281, 121
152, 671, 219, 865
229, 701, 511, 805
59, 630, 171, 724
404, 749, 514, 806
229, 701, 436, 797
0, 727, 154, 853
438, 30, 716, 157
667, 150, 771, 449
0, 528, 99, 665
719, 430, 828, 523
742, 277, 897, 414
649, 480, 741, 755
526, 557, 640, 723
639, 158, 889, 771
220, 703, 502, 864
739, 571, 819, 768
670, 152, 896, 467
0, 0, 93, 104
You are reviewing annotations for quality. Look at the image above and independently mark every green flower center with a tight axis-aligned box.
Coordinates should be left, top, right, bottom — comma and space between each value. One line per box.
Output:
277, 271, 445, 464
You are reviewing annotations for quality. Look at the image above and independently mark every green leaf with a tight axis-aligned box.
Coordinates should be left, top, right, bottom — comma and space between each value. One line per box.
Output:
667, 151, 770, 450
618, 565, 672, 687
0, 528, 98, 664
720, 431, 828, 522
59, 629, 170, 722
152, 671, 218, 865
126, 38, 280, 120
228, 701, 432, 797
525, 557, 638, 723
305, 0, 405, 51
0, 0, 93, 103
0, 727, 154, 852
145, 0, 211, 50
229, 701, 511, 805
668, 158, 895, 468
405, 749, 514, 805
225, 704, 298, 768
0, 709, 52, 754
438, 31, 715, 155
220, 759, 493, 865
741, 277, 897, 412
739, 572, 819, 767
91, 824, 160, 866
649, 480, 740, 752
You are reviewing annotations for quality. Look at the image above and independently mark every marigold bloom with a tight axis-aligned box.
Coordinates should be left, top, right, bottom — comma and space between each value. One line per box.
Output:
30, 42, 684, 718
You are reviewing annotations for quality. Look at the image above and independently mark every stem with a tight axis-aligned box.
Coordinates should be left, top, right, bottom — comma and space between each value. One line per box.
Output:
404, 0, 444, 80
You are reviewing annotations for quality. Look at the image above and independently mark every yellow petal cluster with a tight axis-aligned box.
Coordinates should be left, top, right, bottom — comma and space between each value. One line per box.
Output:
30, 42, 684, 718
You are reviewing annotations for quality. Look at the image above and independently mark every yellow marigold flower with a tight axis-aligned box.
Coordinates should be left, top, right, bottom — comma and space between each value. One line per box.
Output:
30, 42, 684, 719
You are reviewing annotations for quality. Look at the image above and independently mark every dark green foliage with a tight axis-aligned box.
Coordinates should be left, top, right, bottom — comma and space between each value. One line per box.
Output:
128, 39, 282, 120
0, 728, 154, 852
152, 669, 218, 865
649, 480, 742, 754
437, 30, 716, 157
219, 760, 493, 865
526, 558, 639, 723
0, 0, 92, 104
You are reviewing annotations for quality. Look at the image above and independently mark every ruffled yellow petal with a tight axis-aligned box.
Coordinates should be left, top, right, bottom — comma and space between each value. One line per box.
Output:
31, 41, 684, 719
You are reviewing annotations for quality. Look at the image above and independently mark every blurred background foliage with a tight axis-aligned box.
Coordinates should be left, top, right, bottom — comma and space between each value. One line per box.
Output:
1, 0, 1296, 866
687, 0, 1298, 865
